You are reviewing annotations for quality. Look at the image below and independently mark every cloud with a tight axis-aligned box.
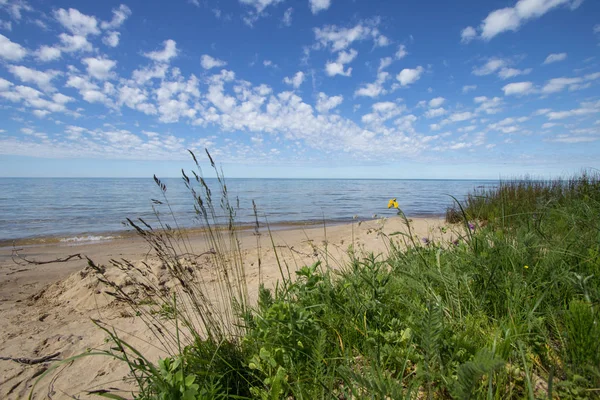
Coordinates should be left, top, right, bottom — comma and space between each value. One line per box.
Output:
546, 100, 600, 120
54, 8, 100, 36
378, 57, 392, 72
541, 73, 600, 94
543, 52, 567, 64
35, 45, 61, 62
447, 111, 474, 122
325, 49, 357, 77
240, 0, 284, 14
315, 92, 343, 113
201, 54, 227, 69
0, 84, 72, 114
144, 40, 178, 63
283, 71, 305, 88
461, 26, 477, 43
102, 31, 120, 47
0, 20, 11, 31
309, 0, 332, 14
354, 71, 389, 97
395, 44, 408, 60
429, 97, 445, 108
100, 4, 132, 30
474, 96, 504, 114
502, 81, 534, 95
462, 85, 477, 93
472, 58, 506, 76
282, 7, 292, 26
424, 108, 447, 118
396, 66, 424, 86
8, 65, 60, 92
498, 67, 532, 79
0, 33, 26, 61
314, 21, 387, 52
82, 57, 117, 80
59, 33, 93, 53
0, 0, 32, 21
477, 0, 582, 41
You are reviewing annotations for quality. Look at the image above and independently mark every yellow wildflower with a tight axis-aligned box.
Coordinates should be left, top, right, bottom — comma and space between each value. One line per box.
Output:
387, 198, 399, 209
524, 265, 529, 269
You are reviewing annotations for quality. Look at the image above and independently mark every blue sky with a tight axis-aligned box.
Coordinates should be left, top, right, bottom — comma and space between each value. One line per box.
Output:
0, 0, 599, 178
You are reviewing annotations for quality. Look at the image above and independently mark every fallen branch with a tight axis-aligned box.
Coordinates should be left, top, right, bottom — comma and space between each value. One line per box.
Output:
11, 247, 83, 266
0, 352, 61, 365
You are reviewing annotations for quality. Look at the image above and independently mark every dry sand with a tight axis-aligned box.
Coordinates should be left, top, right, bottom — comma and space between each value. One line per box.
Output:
0, 216, 459, 399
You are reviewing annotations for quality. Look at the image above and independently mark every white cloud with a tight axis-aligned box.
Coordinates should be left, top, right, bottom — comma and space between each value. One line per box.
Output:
462, 85, 477, 93
396, 66, 424, 86
309, 0, 331, 14
315, 92, 343, 113
0, 33, 26, 61
282, 7, 293, 26
314, 21, 384, 52
54, 8, 100, 36
82, 57, 117, 80
543, 52, 567, 64
354, 71, 389, 98
546, 100, 600, 120
59, 33, 93, 53
502, 81, 534, 95
395, 44, 408, 60
474, 96, 503, 114
498, 67, 532, 79
0, 20, 11, 31
379, 57, 392, 72
100, 4, 132, 30
283, 71, 305, 88
429, 97, 445, 108
240, 0, 284, 14
35, 45, 61, 62
461, 26, 477, 43
0, 84, 70, 114
144, 39, 178, 63
472, 58, 506, 76
325, 49, 357, 77
447, 111, 474, 122
541, 73, 600, 94
8, 65, 60, 92
102, 31, 120, 47
424, 108, 447, 118
201, 54, 227, 69
0, 1, 32, 21
594, 24, 600, 34
478, 0, 582, 41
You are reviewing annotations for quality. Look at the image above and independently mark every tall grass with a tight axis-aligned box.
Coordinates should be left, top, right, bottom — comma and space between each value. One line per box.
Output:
56, 160, 600, 399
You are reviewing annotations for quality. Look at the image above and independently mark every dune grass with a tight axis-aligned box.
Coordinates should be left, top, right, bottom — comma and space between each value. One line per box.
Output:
70, 157, 600, 400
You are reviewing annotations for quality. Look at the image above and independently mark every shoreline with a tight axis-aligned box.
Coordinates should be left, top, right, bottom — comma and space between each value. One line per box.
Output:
0, 212, 446, 249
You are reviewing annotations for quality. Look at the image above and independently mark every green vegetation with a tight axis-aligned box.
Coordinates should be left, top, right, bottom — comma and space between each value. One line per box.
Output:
78, 156, 600, 399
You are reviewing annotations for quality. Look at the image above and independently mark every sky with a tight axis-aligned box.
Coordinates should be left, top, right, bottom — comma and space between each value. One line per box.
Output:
0, 0, 599, 179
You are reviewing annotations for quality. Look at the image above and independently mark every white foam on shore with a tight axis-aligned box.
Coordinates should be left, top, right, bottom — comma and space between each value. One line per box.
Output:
60, 235, 115, 243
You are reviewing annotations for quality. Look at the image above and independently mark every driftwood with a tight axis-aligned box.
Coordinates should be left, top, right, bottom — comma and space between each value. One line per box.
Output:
0, 352, 61, 365
11, 247, 83, 266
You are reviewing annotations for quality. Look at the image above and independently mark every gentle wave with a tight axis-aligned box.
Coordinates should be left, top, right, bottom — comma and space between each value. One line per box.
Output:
59, 235, 116, 243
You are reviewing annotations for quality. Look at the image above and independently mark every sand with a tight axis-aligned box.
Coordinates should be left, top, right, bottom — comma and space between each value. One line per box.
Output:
0, 216, 459, 399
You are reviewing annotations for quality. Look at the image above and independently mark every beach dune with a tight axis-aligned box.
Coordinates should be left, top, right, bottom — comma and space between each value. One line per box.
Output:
0, 217, 453, 399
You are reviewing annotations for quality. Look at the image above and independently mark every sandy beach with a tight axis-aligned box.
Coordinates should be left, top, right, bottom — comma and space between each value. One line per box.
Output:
0, 216, 455, 399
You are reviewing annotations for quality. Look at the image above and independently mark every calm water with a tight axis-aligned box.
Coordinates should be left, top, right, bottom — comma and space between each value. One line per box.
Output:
0, 178, 497, 242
